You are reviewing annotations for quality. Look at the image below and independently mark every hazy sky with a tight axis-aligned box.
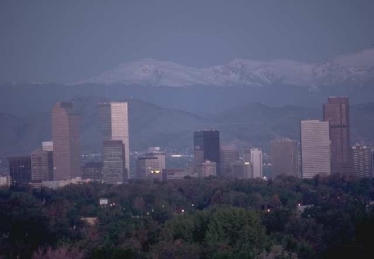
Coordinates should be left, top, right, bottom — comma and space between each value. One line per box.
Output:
1, 0, 374, 83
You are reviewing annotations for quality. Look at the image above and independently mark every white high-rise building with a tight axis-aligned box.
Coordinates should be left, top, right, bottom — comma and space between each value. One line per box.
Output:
247, 148, 262, 178
301, 120, 331, 179
99, 102, 130, 179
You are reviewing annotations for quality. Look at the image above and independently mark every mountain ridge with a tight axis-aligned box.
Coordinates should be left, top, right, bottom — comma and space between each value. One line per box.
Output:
77, 47, 374, 88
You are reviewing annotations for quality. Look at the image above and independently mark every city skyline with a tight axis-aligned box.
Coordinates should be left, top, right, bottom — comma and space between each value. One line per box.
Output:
3, 95, 374, 182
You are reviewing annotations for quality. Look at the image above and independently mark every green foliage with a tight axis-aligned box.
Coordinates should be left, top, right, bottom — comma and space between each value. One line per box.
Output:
1, 175, 374, 258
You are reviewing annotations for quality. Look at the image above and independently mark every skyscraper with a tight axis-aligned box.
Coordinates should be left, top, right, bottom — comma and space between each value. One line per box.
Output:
249, 148, 263, 178
193, 130, 220, 175
323, 96, 353, 175
271, 139, 299, 178
52, 102, 81, 180
301, 120, 331, 179
99, 102, 130, 178
102, 140, 125, 184
220, 146, 240, 177
352, 144, 371, 178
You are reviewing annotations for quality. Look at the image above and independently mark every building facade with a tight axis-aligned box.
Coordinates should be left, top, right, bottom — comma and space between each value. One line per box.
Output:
352, 144, 371, 178
196, 160, 217, 178
145, 147, 166, 170
0, 176, 11, 187
42, 141, 53, 152
136, 156, 160, 179
231, 161, 253, 179
52, 101, 81, 180
301, 120, 331, 179
82, 161, 103, 181
99, 102, 130, 178
31, 149, 53, 182
271, 139, 299, 178
102, 140, 126, 184
247, 148, 262, 178
323, 96, 353, 175
8, 156, 32, 184
220, 146, 240, 177
194, 130, 220, 175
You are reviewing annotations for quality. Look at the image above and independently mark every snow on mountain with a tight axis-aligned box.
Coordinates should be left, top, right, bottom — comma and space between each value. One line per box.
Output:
80, 58, 216, 87
78, 48, 374, 87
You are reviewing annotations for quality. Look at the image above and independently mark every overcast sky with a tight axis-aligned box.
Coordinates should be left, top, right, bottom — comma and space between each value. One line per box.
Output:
1, 0, 374, 83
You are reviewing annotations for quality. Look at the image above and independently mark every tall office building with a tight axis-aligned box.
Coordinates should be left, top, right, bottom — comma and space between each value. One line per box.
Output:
52, 102, 81, 180
301, 120, 331, 179
352, 144, 371, 178
8, 156, 32, 184
99, 102, 130, 178
271, 139, 299, 178
102, 140, 125, 184
323, 96, 353, 175
194, 130, 220, 175
136, 156, 160, 179
249, 148, 263, 178
220, 146, 240, 177
31, 149, 53, 182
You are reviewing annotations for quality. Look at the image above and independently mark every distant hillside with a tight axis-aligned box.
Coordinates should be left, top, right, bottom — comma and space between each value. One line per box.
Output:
0, 97, 211, 156
209, 103, 320, 148
0, 97, 373, 156
1, 83, 374, 116
210, 103, 374, 148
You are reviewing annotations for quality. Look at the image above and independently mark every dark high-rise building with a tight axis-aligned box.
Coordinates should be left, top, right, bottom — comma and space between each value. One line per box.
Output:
271, 139, 299, 178
82, 161, 103, 181
31, 149, 53, 182
52, 102, 81, 180
8, 156, 31, 184
194, 130, 220, 175
102, 140, 125, 184
323, 96, 353, 175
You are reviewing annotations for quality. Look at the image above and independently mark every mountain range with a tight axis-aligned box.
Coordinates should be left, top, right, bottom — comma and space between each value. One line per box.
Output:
78, 48, 374, 88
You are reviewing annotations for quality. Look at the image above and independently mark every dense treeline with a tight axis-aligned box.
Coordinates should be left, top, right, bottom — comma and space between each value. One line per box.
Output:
1, 175, 374, 258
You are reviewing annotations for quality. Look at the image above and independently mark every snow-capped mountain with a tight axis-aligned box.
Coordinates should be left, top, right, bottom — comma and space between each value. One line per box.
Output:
78, 48, 374, 87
